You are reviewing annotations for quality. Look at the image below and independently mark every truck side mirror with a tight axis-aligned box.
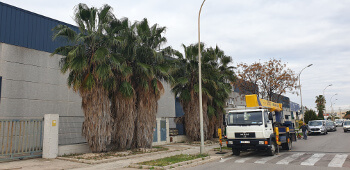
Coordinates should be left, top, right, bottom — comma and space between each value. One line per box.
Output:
268, 112, 273, 120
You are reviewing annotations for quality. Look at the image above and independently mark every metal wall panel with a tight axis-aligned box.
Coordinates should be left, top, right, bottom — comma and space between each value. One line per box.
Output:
0, 2, 78, 53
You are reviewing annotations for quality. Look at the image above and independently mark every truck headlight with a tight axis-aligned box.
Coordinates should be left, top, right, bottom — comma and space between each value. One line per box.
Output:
259, 141, 264, 145
228, 141, 233, 144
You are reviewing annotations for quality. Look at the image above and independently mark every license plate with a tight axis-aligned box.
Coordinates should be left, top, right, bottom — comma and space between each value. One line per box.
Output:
240, 141, 250, 144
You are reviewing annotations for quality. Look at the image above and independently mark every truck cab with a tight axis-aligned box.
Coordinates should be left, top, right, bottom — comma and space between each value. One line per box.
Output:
226, 109, 276, 155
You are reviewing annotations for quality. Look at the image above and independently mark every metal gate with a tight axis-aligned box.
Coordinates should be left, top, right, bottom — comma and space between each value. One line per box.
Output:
160, 120, 167, 141
0, 119, 43, 161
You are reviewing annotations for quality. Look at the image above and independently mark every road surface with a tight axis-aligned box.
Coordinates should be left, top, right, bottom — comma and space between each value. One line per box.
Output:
187, 127, 350, 170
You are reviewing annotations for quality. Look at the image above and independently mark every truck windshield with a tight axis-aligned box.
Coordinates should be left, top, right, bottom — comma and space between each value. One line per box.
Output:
309, 121, 322, 126
227, 111, 263, 125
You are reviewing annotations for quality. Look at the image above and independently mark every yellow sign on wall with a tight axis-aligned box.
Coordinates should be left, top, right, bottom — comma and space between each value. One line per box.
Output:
52, 120, 56, 127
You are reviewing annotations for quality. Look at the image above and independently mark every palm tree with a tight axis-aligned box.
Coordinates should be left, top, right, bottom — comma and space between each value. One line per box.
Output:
171, 43, 210, 141
130, 18, 172, 148
315, 95, 326, 119
105, 17, 137, 150
108, 18, 172, 149
203, 46, 235, 138
52, 4, 117, 152
171, 43, 235, 141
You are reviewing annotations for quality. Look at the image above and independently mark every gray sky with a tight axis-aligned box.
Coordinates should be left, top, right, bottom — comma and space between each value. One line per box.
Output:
2, 0, 350, 113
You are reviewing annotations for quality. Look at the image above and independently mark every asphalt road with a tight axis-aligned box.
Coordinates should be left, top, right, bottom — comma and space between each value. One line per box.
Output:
292, 127, 350, 153
187, 126, 350, 170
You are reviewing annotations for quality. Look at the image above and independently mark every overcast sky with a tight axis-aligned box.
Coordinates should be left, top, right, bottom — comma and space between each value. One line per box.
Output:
2, 0, 350, 113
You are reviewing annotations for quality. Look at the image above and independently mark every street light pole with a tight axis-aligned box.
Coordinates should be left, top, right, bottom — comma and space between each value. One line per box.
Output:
299, 64, 313, 122
331, 100, 337, 120
330, 94, 338, 110
330, 94, 338, 120
198, 0, 206, 154
323, 84, 332, 115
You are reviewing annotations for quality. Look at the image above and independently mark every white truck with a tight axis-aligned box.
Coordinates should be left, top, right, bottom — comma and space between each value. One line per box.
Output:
226, 95, 296, 156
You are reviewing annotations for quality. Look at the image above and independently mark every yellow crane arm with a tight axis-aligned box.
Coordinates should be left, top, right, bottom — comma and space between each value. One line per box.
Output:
245, 94, 283, 112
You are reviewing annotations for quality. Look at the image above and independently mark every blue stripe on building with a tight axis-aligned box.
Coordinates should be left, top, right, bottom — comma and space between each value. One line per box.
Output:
0, 2, 78, 53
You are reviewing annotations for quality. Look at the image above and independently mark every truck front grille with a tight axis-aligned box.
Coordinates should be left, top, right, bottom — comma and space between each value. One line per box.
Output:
235, 132, 256, 138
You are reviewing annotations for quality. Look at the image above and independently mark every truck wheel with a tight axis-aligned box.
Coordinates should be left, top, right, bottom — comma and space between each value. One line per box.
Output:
267, 141, 276, 156
232, 148, 240, 156
344, 130, 347, 132
282, 139, 292, 150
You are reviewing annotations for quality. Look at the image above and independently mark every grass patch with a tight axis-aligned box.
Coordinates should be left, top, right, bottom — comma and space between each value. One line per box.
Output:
138, 154, 208, 167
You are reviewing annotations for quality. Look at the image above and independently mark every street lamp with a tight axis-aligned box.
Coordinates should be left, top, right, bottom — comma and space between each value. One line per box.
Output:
198, 0, 206, 154
323, 84, 332, 115
299, 64, 313, 122
330, 94, 338, 120
331, 99, 337, 121
330, 94, 338, 110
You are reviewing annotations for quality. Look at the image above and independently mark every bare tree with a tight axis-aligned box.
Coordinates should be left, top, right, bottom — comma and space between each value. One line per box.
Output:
236, 59, 298, 102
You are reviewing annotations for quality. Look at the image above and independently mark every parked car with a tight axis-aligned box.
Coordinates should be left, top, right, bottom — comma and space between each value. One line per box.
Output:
308, 120, 327, 135
325, 121, 337, 132
343, 121, 350, 132
335, 120, 343, 127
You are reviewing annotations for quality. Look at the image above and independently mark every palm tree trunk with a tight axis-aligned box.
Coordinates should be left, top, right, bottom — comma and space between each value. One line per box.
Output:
182, 90, 209, 141
132, 90, 158, 148
132, 81, 163, 148
211, 110, 224, 139
81, 87, 113, 152
111, 93, 136, 150
208, 115, 216, 140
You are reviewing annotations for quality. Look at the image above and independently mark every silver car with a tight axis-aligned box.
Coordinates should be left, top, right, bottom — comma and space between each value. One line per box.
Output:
308, 120, 327, 135
335, 120, 343, 127
326, 121, 336, 132
343, 121, 350, 132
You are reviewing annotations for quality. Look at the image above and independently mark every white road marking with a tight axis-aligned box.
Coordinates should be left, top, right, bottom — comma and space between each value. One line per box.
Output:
276, 153, 304, 165
328, 154, 348, 167
235, 157, 252, 163
219, 157, 235, 163
300, 153, 325, 166
255, 154, 280, 164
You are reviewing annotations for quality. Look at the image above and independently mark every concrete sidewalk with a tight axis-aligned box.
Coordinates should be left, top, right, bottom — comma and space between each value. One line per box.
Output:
0, 143, 231, 170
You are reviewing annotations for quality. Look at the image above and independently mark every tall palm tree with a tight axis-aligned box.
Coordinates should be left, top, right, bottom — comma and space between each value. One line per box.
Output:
52, 4, 117, 152
93, 17, 136, 150
171, 43, 235, 141
108, 18, 172, 149
171, 43, 210, 141
203, 46, 235, 139
130, 18, 172, 148
315, 95, 326, 119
